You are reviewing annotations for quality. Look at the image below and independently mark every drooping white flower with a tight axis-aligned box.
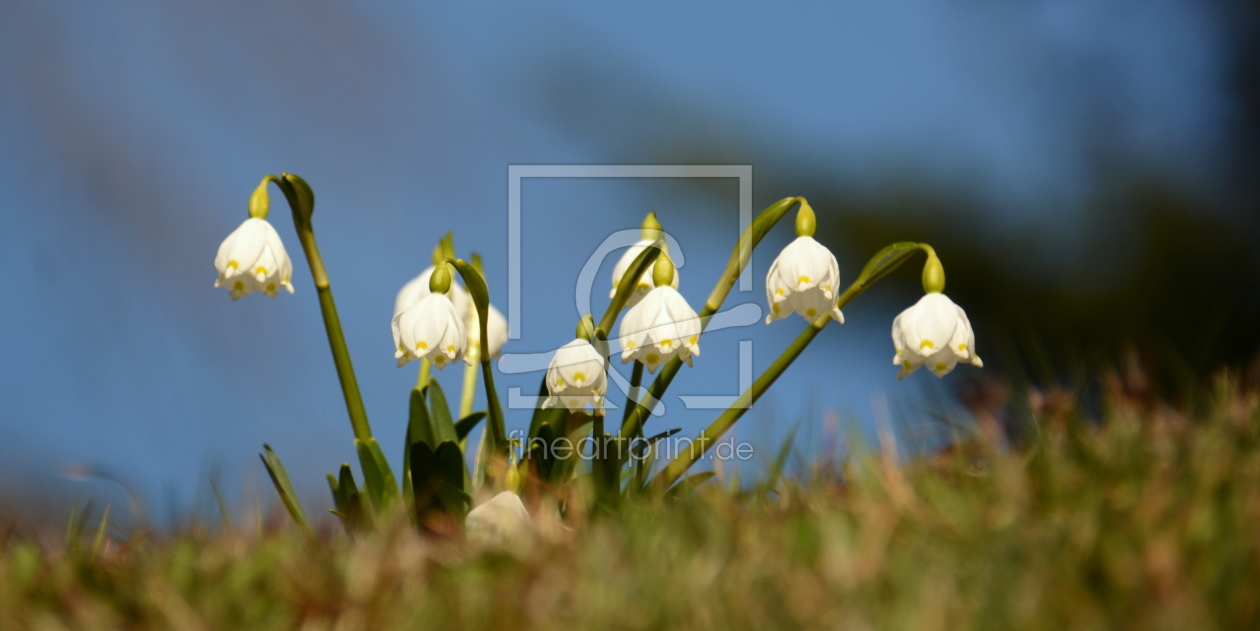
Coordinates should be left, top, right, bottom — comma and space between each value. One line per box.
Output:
764, 236, 844, 325
465, 491, 533, 548
543, 338, 607, 413
468, 303, 509, 359
610, 240, 679, 309
392, 293, 469, 370
891, 293, 983, 379
619, 286, 702, 373
393, 266, 471, 322
213, 218, 295, 300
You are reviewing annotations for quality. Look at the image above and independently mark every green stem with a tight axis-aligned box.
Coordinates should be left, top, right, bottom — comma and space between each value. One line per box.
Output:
621, 361, 644, 429
592, 410, 613, 504
460, 359, 478, 418
443, 259, 508, 476
618, 196, 803, 443
650, 247, 915, 490
416, 358, 431, 389
278, 179, 373, 444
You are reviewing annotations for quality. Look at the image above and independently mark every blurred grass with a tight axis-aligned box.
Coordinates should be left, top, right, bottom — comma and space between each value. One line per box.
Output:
3, 363, 1260, 630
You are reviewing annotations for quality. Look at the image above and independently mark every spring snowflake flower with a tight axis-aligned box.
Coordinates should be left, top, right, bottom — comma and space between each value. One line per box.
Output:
611, 240, 679, 310
619, 284, 702, 374
764, 236, 844, 325
213, 218, 295, 300
543, 338, 608, 413
465, 491, 533, 548
891, 293, 983, 379
468, 303, 509, 359
392, 293, 469, 370
393, 266, 471, 321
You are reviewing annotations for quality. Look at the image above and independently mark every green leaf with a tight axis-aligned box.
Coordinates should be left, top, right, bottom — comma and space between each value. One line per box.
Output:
326, 472, 341, 512
259, 444, 312, 533
410, 441, 469, 523
455, 412, 487, 441
635, 428, 681, 457
426, 380, 458, 444
665, 471, 717, 501
336, 464, 366, 533
550, 417, 593, 485
355, 438, 399, 512
407, 387, 435, 449
433, 440, 471, 518
599, 239, 664, 334
367, 438, 399, 505
530, 422, 558, 483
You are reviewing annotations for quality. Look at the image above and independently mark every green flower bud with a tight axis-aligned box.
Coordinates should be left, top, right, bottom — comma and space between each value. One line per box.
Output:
248, 178, 271, 219
652, 255, 676, 287
440, 231, 456, 261
641, 212, 663, 240
795, 199, 817, 237
575, 313, 596, 341
921, 250, 946, 294
505, 460, 523, 494
429, 264, 453, 294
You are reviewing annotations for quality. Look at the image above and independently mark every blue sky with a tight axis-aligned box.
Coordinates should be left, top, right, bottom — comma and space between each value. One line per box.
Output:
0, 1, 1242, 522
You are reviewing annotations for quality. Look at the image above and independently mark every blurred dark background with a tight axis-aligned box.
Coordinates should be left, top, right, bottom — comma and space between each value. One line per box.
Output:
1, 1, 1257, 528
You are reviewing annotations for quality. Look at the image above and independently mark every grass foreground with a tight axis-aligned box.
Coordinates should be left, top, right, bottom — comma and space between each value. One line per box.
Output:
3, 368, 1260, 630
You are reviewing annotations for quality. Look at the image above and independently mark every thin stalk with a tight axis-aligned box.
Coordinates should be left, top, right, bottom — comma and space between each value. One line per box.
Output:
460, 359, 478, 418
618, 196, 803, 443
621, 361, 644, 429
592, 411, 612, 504
650, 256, 906, 489
416, 358, 431, 389
279, 179, 373, 444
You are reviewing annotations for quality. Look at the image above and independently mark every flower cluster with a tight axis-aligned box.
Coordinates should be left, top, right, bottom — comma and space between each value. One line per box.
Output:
214, 178, 985, 540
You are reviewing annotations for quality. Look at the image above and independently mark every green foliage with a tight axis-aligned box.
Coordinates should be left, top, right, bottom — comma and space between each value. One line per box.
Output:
7, 374, 1260, 629
258, 445, 311, 534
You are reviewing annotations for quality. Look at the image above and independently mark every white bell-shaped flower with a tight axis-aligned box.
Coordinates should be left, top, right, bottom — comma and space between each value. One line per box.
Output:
611, 239, 679, 310
213, 218, 295, 300
765, 236, 844, 325
465, 491, 533, 549
891, 292, 983, 379
468, 303, 509, 359
543, 338, 607, 413
619, 260, 701, 373
392, 293, 469, 370
394, 266, 471, 322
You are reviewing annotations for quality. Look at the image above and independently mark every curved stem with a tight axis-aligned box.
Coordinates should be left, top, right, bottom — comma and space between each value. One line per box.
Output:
618, 196, 803, 442
650, 242, 928, 490
274, 176, 374, 444
442, 259, 507, 472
